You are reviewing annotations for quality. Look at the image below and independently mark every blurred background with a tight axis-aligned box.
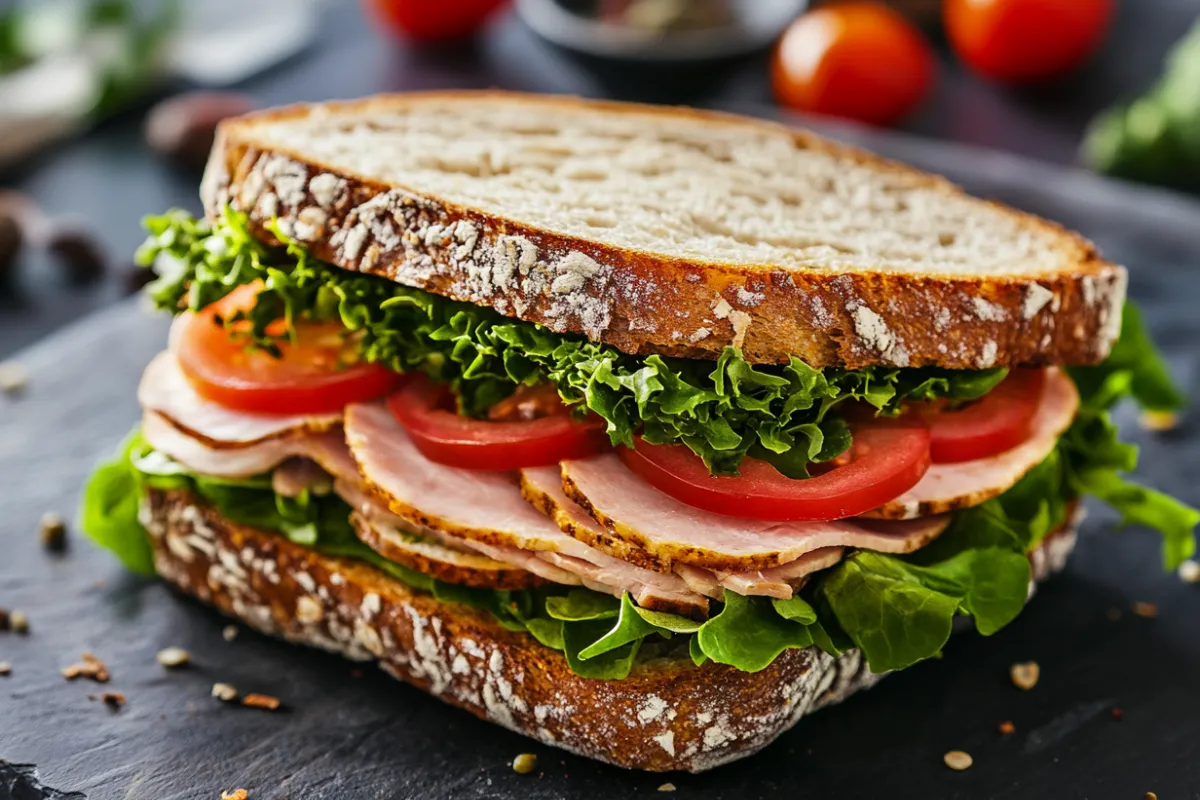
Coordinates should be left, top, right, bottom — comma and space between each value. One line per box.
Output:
2, 0, 1200, 364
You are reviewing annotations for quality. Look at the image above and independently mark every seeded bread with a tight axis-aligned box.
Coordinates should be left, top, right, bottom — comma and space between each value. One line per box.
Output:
141, 487, 1080, 772
200, 91, 1125, 369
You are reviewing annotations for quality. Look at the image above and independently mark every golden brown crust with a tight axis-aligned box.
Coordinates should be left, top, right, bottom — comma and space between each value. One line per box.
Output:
142, 486, 1079, 772
349, 511, 546, 591
201, 91, 1126, 370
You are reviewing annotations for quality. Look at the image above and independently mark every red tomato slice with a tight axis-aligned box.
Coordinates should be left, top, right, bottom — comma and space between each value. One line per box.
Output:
387, 376, 610, 471
176, 283, 404, 415
924, 369, 1046, 463
617, 420, 932, 522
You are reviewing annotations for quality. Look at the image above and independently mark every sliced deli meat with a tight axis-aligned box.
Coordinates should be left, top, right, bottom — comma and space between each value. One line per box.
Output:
344, 402, 711, 617
138, 351, 341, 447
867, 369, 1080, 519
560, 454, 950, 572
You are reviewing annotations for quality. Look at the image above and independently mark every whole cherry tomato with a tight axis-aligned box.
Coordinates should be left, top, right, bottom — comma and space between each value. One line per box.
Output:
365, 0, 510, 41
945, 0, 1114, 84
772, 2, 936, 126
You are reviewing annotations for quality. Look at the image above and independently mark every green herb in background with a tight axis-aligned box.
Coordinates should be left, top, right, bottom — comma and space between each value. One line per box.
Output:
1084, 19, 1200, 190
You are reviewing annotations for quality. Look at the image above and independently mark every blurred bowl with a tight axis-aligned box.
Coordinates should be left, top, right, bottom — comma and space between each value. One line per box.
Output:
517, 0, 809, 62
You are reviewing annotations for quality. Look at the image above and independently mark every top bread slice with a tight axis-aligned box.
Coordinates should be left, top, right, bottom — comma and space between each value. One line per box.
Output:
200, 91, 1125, 369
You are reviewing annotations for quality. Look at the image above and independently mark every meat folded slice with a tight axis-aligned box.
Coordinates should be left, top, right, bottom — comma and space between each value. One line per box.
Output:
139, 352, 340, 447
560, 454, 950, 573
522, 467, 845, 600
142, 411, 357, 481
343, 402, 711, 618
867, 368, 1080, 519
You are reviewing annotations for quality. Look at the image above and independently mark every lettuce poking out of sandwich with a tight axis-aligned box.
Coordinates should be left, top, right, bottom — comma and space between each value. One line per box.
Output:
81, 210, 1198, 679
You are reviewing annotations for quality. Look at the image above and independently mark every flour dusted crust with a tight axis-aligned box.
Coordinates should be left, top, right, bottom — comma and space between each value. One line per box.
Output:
142, 487, 1079, 772
200, 91, 1126, 369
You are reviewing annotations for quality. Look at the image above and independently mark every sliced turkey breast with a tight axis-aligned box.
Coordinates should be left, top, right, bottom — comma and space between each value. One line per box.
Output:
343, 402, 710, 617
138, 351, 341, 448
560, 454, 950, 573
866, 368, 1080, 519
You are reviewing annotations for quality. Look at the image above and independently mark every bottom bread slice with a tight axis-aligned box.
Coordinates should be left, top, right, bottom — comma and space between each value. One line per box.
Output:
139, 487, 1079, 773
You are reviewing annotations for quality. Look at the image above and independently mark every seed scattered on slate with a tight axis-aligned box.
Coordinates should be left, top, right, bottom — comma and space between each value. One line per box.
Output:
241, 693, 281, 711
0, 361, 28, 396
220, 790, 249, 800
62, 652, 109, 682
1178, 560, 1200, 584
512, 753, 537, 774
943, 750, 973, 771
0, 662, 10, 676
222, 625, 239, 642
1010, 661, 1039, 690
658, 783, 677, 792
39, 512, 67, 552
1132, 601, 1158, 618
212, 682, 239, 702
156, 647, 190, 668
48, 226, 107, 284
9, 610, 29, 634
998, 720, 1015, 734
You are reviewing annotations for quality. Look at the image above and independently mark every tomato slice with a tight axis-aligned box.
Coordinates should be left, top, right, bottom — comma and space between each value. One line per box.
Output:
924, 369, 1046, 463
176, 283, 404, 415
617, 419, 932, 521
387, 376, 610, 470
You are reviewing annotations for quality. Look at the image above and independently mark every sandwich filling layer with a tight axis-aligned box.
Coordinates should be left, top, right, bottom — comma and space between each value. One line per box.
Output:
82, 210, 1198, 679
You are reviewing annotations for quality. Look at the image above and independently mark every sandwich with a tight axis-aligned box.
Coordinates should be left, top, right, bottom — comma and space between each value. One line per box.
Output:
81, 92, 1198, 772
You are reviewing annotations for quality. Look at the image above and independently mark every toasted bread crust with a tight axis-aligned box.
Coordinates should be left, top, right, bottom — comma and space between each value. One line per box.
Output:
201, 91, 1126, 370
141, 486, 1079, 772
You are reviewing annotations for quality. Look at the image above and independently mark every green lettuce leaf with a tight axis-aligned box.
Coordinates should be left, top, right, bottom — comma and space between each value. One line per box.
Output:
136, 209, 1004, 475
78, 432, 156, 575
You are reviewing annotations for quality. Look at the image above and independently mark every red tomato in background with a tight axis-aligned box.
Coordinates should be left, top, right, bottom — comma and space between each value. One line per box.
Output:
772, 2, 935, 126
945, 0, 1114, 84
366, 0, 510, 41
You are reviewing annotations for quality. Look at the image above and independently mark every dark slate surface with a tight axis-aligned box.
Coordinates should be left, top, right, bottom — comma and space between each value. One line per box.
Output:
1, 135, 1199, 800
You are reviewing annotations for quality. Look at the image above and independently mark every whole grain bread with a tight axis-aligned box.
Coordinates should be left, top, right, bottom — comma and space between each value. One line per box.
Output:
200, 91, 1125, 369
141, 487, 1080, 772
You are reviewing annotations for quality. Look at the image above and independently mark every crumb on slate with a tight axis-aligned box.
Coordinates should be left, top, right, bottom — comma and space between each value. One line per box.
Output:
0, 361, 28, 396
1131, 601, 1158, 618
221, 790, 248, 800
222, 625, 239, 642
1138, 410, 1178, 432
9, 610, 29, 634
62, 652, 109, 682
0, 662, 10, 676
241, 693, 281, 711
90, 692, 125, 710
658, 783, 677, 792
39, 512, 68, 552
1010, 661, 1039, 690
1180, 560, 1200, 584
998, 720, 1015, 735
212, 682, 238, 702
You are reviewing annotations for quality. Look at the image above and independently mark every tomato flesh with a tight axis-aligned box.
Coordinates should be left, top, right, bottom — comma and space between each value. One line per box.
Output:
365, 0, 510, 41
923, 368, 1046, 463
945, 0, 1114, 84
772, 2, 935, 126
387, 377, 609, 470
176, 283, 404, 415
617, 419, 932, 521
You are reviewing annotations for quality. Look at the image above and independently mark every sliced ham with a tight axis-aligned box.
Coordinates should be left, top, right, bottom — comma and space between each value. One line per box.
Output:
138, 351, 340, 448
688, 547, 846, 600
272, 458, 333, 498
560, 454, 950, 573
343, 403, 710, 617
867, 368, 1080, 519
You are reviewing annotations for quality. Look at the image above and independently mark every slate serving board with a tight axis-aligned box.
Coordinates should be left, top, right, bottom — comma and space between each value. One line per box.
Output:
2, 132, 1199, 800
